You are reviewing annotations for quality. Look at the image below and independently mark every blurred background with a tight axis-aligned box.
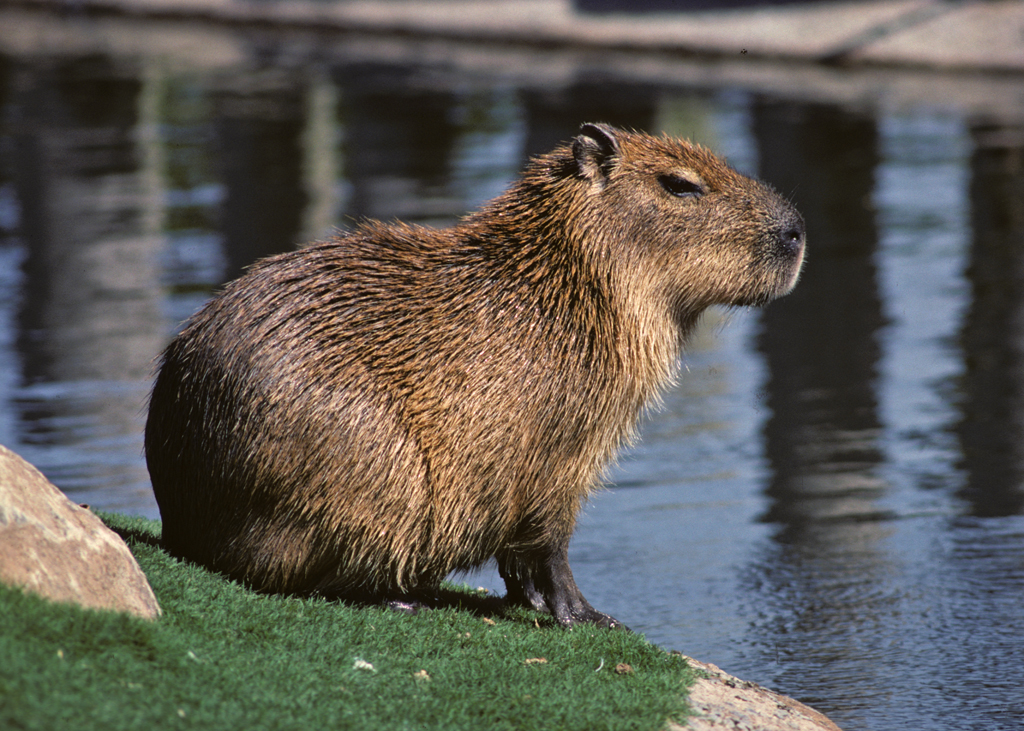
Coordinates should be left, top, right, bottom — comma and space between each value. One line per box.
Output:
1, 1, 1022, 729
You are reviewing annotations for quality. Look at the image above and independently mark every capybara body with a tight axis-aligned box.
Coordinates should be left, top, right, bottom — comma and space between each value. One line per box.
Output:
145, 123, 805, 627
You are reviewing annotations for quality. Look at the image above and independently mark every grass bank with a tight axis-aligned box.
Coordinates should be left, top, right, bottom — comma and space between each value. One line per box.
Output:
0, 513, 694, 730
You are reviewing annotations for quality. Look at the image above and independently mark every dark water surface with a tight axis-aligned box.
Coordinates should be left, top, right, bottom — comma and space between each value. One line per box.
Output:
2, 13, 1024, 731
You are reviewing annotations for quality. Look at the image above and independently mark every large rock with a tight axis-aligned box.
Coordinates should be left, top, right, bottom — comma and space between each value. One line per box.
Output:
673, 656, 843, 731
0, 444, 160, 619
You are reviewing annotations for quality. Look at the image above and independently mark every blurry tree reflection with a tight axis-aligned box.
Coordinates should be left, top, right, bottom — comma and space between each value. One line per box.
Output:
958, 120, 1024, 517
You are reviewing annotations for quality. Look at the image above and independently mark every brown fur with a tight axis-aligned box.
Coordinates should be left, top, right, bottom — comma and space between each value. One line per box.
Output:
145, 124, 804, 627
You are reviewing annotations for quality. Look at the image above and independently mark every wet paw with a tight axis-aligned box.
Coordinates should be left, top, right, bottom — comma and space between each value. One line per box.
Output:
585, 612, 631, 632
595, 613, 631, 631
558, 606, 631, 631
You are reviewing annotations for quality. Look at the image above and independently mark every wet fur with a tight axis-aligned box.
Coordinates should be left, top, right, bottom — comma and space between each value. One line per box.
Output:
145, 124, 804, 627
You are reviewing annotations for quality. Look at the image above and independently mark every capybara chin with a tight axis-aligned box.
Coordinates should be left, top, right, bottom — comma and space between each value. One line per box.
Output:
145, 122, 804, 628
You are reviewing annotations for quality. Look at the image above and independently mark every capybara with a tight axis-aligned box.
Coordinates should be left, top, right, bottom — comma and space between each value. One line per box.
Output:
145, 123, 805, 628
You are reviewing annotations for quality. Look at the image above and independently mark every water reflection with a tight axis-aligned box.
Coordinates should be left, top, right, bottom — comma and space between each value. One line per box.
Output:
214, 70, 310, 280
743, 100, 892, 722
339, 64, 465, 225
958, 120, 1024, 516
520, 79, 659, 157
755, 100, 890, 526
12, 55, 162, 382
5, 55, 162, 509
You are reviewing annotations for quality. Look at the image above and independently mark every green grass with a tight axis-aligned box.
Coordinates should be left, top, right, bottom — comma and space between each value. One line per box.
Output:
0, 513, 694, 731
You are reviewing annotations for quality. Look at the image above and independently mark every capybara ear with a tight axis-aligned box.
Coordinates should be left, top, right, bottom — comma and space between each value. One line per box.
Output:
573, 122, 620, 185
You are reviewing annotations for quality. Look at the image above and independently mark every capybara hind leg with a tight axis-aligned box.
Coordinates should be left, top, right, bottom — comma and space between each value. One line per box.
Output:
498, 554, 549, 613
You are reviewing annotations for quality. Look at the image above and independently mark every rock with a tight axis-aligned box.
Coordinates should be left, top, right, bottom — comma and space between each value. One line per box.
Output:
0, 444, 161, 620
671, 656, 843, 731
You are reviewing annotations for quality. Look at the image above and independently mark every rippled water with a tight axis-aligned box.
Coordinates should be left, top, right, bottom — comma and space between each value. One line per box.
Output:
1, 15, 1023, 730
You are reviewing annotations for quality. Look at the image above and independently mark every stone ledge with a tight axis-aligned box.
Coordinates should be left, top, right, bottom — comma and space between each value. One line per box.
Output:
7, 0, 1024, 73
674, 656, 843, 731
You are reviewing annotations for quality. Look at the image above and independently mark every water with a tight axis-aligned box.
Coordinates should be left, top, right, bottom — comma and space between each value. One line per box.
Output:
2, 12, 1024, 730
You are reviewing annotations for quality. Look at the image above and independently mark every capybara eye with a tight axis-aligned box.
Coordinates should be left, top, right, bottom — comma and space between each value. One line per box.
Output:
658, 174, 704, 199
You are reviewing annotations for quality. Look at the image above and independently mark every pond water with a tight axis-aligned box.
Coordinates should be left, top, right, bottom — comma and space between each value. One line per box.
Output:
1, 16, 1023, 731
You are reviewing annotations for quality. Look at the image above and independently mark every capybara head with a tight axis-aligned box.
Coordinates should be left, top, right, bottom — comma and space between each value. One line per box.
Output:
567, 123, 804, 310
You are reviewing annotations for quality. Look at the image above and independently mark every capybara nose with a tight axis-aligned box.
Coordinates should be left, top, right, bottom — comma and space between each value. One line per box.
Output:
778, 213, 806, 257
